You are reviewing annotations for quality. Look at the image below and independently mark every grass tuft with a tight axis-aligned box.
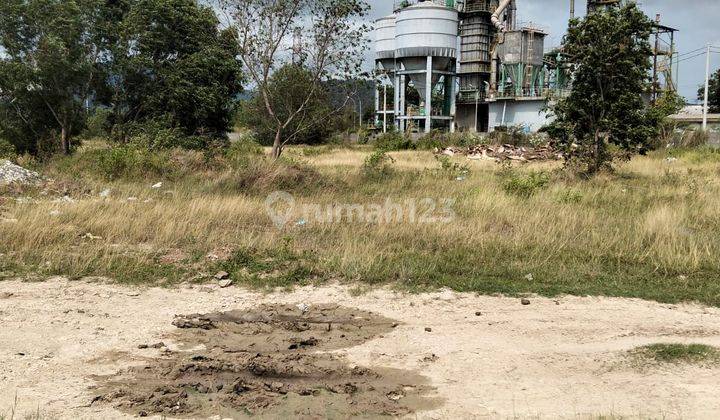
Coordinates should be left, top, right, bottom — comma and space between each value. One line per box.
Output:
631, 343, 720, 365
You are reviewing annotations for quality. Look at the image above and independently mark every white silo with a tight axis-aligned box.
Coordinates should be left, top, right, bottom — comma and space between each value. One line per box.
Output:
394, 2, 459, 133
374, 15, 396, 72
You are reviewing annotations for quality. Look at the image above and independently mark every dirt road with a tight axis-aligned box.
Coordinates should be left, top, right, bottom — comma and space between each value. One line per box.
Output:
2, 277, 720, 419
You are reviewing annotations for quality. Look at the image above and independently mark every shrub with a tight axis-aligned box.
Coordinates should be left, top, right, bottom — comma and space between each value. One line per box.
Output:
373, 131, 414, 151
416, 131, 486, 150
226, 133, 264, 166
0, 138, 17, 160
362, 149, 395, 178
214, 157, 327, 194
94, 145, 171, 180
434, 155, 469, 180
556, 188, 583, 204
502, 171, 550, 198
83, 108, 112, 139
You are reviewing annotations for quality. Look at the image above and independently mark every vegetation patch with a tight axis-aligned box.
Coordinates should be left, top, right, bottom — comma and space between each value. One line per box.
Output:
630, 343, 720, 365
217, 245, 325, 289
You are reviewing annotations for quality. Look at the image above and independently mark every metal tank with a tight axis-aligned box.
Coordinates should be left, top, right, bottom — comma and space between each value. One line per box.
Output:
393, 2, 459, 132
374, 15, 396, 72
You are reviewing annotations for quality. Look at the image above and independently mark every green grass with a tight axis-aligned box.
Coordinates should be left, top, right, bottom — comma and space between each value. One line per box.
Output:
631, 343, 720, 364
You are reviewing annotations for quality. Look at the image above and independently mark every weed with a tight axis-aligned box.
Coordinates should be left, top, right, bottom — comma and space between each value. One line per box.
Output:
501, 171, 550, 198
217, 245, 324, 289
556, 188, 583, 204
434, 155, 469, 180
630, 343, 720, 365
362, 149, 395, 178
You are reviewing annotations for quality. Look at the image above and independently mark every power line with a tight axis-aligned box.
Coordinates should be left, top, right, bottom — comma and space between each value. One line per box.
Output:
676, 47, 707, 58
676, 52, 707, 64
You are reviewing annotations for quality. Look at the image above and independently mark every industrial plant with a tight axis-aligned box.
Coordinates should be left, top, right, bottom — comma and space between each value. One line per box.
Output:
374, 0, 677, 134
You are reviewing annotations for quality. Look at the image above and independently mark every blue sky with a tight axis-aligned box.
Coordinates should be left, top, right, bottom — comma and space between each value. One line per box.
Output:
366, 0, 720, 102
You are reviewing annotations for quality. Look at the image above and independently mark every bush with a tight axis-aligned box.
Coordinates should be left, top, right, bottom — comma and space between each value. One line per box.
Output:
94, 145, 171, 180
502, 171, 550, 198
434, 155, 469, 180
556, 188, 583, 204
213, 157, 327, 194
225, 133, 264, 166
373, 131, 414, 151
416, 131, 486, 150
83, 108, 112, 139
362, 149, 395, 178
0, 138, 17, 160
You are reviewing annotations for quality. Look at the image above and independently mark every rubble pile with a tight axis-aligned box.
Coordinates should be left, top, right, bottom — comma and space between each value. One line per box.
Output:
0, 160, 43, 185
439, 144, 564, 162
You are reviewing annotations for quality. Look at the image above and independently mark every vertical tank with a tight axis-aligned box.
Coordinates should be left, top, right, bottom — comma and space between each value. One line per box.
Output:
374, 15, 396, 72
394, 2, 459, 99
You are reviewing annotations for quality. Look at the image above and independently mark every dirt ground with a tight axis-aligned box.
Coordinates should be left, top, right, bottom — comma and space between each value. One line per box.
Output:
2, 278, 720, 419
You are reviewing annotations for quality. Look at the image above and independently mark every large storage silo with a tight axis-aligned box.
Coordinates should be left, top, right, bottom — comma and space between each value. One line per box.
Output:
374, 15, 396, 73
393, 2, 459, 133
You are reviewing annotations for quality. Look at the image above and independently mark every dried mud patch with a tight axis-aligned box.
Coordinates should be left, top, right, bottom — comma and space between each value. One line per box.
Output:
92, 304, 439, 418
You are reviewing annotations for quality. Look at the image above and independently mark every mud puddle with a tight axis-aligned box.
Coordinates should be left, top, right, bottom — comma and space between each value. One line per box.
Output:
92, 304, 439, 418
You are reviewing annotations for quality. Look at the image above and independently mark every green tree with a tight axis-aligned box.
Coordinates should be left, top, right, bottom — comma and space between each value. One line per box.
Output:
219, 0, 370, 158
0, 0, 105, 155
547, 4, 655, 174
104, 0, 243, 145
238, 65, 333, 146
698, 69, 720, 113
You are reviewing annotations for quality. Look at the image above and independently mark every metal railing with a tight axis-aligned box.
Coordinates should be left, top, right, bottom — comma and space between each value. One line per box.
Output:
394, 0, 457, 12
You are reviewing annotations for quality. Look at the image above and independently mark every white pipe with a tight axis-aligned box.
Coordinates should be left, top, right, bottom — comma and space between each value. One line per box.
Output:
491, 0, 513, 31
490, 0, 513, 92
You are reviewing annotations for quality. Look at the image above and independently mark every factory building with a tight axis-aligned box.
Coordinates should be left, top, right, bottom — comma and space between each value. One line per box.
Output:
374, 0, 675, 134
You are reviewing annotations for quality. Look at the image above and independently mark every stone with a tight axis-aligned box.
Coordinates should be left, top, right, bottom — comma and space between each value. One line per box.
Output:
218, 279, 233, 288
0, 160, 42, 185
214, 271, 230, 280
521, 298, 531, 306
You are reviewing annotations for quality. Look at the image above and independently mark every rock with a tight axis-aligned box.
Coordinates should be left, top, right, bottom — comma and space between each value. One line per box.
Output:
127, 197, 138, 202
521, 298, 531, 306
524, 273, 534, 282
475, 311, 482, 316
218, 279, 233, 288
49, 210, 61, 216
0, 292, 14, 299
99, 189, 111, 198
138, 411, 148, 417
424, 327, 432, 333
214, 271, 230, 280
0, 160, 42, 185
296, 303, 310, 313
151, 182, 163, 189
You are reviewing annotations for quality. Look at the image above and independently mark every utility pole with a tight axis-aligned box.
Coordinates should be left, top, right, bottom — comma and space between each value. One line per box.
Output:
569, 0, 575, 19
704, 44, 711, 131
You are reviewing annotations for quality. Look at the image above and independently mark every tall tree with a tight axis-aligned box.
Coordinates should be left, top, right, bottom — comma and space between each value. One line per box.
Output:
218, 0, 370, 158
698, 69, 720, 114
104, 0, 243, 144
0, 0, 104, 155
547, 4, 655, 174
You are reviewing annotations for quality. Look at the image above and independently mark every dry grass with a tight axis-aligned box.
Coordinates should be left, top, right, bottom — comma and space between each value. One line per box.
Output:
2, 143, 720, 304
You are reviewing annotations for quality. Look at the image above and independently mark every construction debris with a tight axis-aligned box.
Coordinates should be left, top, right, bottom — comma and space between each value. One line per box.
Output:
437, 144, 563, 163
0, 160, 43, 185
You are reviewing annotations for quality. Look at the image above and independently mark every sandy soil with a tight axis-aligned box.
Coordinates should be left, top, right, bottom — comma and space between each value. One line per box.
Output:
2, 277, 720, 419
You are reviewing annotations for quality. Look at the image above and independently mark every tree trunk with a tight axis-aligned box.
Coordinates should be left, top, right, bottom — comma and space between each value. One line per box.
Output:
271, 128, 283, 159
593, 129, 603, 174
61, 125, 71, 155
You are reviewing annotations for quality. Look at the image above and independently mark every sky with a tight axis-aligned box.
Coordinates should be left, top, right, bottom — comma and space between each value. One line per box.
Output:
365, 0, 720, 102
